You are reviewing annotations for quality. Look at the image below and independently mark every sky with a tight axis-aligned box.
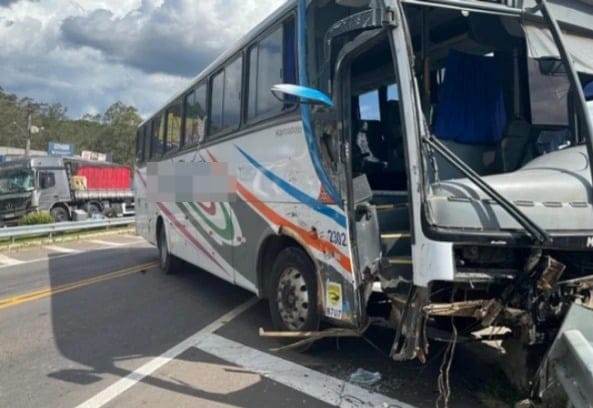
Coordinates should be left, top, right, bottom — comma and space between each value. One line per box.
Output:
0, 0, 286, 119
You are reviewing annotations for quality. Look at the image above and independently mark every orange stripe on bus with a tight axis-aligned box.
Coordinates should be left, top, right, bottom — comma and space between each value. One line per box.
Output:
204, 148, 352, 274
236, 183, 352, 274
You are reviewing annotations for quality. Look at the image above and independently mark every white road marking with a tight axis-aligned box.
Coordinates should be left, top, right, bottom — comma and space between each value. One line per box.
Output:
197, 334, 414, 408
89, 239, 125, 247
75, 297, 260, 408
0, 253, 24, 265
44, 245, 80, 254
0, 241, 151, 270
77, 295, 414, 408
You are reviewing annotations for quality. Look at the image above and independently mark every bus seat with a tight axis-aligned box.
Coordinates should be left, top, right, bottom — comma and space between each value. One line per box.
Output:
382, 100, 405, 172
365, 120, 388, 162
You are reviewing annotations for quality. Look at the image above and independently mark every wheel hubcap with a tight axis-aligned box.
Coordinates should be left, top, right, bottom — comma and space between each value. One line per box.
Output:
276, 267, 309, 330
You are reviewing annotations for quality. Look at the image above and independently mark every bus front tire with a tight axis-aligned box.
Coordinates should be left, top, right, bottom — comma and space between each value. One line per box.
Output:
157, 225, 181, 275
269, 247, 320, 333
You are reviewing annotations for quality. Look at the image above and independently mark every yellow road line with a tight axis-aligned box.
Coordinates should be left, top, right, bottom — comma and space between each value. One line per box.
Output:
0, 261, 158, 311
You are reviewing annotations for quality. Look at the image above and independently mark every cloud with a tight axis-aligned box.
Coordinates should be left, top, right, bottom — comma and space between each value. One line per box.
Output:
0, 0, 38, 8
0, 0, 23, 7
0, 0, 284, 119
60, 0, 284, 77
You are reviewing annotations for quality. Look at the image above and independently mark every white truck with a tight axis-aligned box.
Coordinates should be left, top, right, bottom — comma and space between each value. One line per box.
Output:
0, 156, 134, 225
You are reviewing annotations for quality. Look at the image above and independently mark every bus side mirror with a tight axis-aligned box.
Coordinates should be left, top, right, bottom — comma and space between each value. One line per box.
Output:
271, 84, 333, 107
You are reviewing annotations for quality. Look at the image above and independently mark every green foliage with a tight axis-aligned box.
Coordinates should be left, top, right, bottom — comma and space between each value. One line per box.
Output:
0, 87, 142, 167
19, 211, 55, 226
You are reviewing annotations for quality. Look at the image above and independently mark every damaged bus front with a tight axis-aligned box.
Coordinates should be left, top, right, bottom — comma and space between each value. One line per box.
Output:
290, 0, 593, 389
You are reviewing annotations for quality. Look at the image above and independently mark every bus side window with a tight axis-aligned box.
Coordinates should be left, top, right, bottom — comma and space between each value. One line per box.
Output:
151, 114, 165, 159
210, 70, 224, 135
136, 127, 145, 163
209, 55, 242, 137
185, 83, 207, 146
144, 122, 152, 161
247, 17, 296, 122
165, 99, 182, 152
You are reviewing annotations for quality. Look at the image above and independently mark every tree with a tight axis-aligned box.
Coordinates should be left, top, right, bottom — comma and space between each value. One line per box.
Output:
0, 87, 143, 166
98, 102, 142, 165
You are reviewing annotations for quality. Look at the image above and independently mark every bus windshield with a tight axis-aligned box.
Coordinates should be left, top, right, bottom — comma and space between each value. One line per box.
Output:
398, 2, 593, 237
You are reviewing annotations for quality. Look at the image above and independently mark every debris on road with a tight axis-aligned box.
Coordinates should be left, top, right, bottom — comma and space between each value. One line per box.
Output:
349, 368, 382, 385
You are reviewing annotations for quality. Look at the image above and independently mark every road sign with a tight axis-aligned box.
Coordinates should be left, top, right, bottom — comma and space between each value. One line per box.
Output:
48, 142, 74, 156
81, 150, 107, 162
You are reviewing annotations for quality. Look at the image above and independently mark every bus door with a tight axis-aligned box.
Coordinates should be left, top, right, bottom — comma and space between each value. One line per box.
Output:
331, 24, 415, 327
329, 2, 446, 360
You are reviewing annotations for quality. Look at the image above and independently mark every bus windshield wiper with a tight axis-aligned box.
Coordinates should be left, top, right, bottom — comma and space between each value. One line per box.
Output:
424, 135, 550, 244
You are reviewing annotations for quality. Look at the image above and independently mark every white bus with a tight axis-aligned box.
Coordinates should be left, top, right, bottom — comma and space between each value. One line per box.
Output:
135, 0, 593, 389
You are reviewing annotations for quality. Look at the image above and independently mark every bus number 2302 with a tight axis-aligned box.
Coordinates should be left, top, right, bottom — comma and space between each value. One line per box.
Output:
327, 230, 347, 246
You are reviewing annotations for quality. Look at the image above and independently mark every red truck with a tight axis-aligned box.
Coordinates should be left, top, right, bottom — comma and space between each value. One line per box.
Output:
0, 156, 134, 224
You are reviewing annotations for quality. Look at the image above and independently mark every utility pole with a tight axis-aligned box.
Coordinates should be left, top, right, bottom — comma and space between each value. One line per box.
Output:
26, 109, 31, 157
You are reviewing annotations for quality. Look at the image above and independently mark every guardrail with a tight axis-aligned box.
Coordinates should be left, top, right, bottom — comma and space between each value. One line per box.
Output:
535, 303, 593, 408
0, 218, 135, 242
551, 329, 593, 408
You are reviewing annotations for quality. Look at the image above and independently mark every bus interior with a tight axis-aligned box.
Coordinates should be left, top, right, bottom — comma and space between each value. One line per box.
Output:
338, 3, 593, 229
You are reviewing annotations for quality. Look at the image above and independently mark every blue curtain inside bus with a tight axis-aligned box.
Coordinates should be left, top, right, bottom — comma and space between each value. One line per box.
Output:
434, 50, 506, 145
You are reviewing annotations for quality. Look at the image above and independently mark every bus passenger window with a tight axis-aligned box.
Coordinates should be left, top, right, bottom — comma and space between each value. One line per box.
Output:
247, 18, 296, 121
135, 127, 144, 163
166, 99, 182, 151
209, 56, 242, 136
185, 84, 207, 145
144, 123, 151, 160
151, 115, 164, 159
359, 90, 380, 121
223, 57, 242, 130
210, 71, 224, 135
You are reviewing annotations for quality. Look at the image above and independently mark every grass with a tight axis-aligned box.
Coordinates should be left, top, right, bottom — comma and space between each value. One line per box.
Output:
19, 211, 54, 225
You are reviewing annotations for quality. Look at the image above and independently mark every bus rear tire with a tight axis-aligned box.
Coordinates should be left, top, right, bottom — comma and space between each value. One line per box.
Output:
269, 247, 320, 333
157, 224, 182, 275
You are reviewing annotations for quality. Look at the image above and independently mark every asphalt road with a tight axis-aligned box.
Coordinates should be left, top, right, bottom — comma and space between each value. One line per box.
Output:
0, 234, 511, 408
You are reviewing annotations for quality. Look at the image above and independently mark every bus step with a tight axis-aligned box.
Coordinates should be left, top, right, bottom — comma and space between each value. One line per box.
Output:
381, 231, 411, 257
379, 256, 413, 283
377, 206, 410, 232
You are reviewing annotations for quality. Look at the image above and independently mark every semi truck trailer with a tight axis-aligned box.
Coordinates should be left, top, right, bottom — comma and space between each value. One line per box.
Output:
0, 156, 134, 225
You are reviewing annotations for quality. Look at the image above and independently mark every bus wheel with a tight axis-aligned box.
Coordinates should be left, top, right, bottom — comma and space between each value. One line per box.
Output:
50, 206, 68, 222
157, 225, 181, 274
269, 247, 320, 332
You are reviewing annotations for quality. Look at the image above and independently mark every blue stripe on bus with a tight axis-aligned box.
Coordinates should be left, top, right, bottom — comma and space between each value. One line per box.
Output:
297, 0, 343, 208
235, 145, 347, 228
